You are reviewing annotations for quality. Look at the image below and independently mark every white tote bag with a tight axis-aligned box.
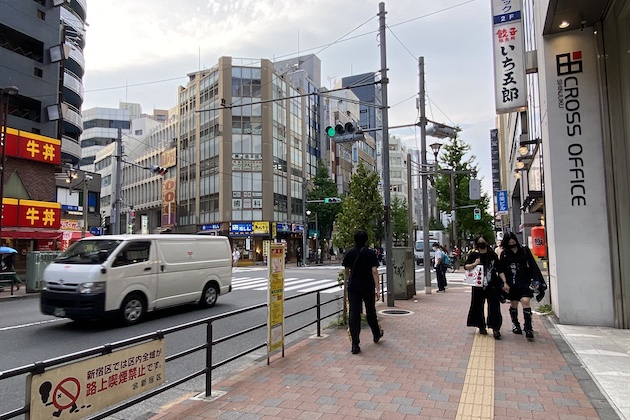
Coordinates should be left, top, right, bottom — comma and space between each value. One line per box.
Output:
463, 265, 485, 287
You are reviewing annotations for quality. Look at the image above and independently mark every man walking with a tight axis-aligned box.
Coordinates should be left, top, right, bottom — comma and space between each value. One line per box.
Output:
433, 243, 447, 292
343, 230, 383, 354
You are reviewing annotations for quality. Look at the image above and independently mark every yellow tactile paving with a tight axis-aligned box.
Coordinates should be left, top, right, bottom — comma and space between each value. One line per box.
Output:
456, 332, 495, 420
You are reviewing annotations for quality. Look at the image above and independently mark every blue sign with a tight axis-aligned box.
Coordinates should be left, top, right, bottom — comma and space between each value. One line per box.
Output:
90, 227, 104, 236
496, 190, 509, 214
200, 223, 221, 231
62, 204, 79, 212
229, 222, 253, 234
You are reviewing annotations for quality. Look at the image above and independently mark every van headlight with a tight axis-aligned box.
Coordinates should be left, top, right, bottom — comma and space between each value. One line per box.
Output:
79, 282, 106, 294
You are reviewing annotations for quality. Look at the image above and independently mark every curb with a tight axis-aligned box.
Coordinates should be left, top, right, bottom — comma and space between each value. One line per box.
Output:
0, 292, 40, 302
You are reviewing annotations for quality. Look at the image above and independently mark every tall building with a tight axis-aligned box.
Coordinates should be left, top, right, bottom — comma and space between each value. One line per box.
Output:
173, 56, 320, 262
79, 107, 131, 171
0, 1, 80, 261
492, 0, 630, 327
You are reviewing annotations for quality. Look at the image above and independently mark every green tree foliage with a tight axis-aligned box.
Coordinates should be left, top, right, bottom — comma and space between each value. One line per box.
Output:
307, 160, 342, 242
333, 162, 383, 250
434, 134, 495, 247
391, 196, 409, 245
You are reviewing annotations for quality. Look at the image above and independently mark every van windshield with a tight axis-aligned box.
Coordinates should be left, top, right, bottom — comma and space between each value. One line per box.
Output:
54, 240, 123, 264
415, 241, 423, 252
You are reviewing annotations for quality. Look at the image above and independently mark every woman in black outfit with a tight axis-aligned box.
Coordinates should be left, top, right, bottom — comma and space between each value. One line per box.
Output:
499, 232, 540, 340
464, 235, 507, 339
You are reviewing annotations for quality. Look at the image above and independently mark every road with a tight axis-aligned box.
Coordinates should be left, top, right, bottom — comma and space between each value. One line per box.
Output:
0, 264, 428, 419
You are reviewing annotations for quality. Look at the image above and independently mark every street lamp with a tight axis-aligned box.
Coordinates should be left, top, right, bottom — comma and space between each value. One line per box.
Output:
0, 86, 19, 243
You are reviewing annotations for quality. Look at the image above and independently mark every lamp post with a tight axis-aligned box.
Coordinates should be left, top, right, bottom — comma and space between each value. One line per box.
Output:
0, 86, 19, 243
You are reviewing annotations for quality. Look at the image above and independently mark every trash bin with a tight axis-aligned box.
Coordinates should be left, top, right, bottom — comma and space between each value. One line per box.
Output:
392, 247, 415, 299
26, 251, 62, 293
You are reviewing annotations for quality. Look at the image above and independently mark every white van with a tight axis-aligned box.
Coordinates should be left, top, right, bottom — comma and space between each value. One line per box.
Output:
40, 235, 232, 325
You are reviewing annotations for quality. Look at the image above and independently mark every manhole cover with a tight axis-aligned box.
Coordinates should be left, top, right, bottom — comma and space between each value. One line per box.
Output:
379, 309, 414, 316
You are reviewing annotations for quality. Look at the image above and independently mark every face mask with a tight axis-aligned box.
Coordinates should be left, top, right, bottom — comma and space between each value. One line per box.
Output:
477, 243, 487, 249
510, 245, 518, 250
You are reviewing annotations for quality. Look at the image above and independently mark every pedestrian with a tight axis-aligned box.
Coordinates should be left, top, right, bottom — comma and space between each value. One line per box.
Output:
232, 247, 240, 268
464, 235, 507, 339
1, 253, 22, 291
296, 246, 302, 267
433, 243, 447, 292
317, 248, 322, 264
453, 246, 461, 270
498, 232, 544, 340
342, 230, 383, 355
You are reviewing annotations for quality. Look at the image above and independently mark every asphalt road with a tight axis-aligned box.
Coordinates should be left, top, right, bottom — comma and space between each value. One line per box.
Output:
0, 264, 360, 419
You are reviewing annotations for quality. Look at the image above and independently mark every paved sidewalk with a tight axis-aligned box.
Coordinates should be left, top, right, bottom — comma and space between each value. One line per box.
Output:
148, 281, 624, 420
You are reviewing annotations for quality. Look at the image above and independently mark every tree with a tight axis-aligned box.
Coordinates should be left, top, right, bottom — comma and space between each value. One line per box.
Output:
391, 196, 409, 245
333, 162, 383, 250
434, 134, 495, 247
307, 160, 342, 242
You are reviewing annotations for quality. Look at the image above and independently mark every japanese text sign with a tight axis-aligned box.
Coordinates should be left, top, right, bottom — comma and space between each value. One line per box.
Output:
28, 339, 165, 420
267, 245, 285, 354
161, 178, 176, 227
17, 200, 61, 229
3, 128, 61, 165
491, 0, 527, 113
1, 198, 19, 226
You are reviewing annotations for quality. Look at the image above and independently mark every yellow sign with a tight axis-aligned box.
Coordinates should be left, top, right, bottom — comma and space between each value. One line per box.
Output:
28, 340, 165, 419
253, 221, 269, 234
262, 240, 270, 257
267, 244, 285, 353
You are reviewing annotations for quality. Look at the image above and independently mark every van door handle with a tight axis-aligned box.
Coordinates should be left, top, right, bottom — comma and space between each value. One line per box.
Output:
160, 265, 165, 271
144, 267, 151, 271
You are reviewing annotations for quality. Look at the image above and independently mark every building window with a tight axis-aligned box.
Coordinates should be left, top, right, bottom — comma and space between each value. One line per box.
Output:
36, 10, 45, 20
34, 67, 43, 78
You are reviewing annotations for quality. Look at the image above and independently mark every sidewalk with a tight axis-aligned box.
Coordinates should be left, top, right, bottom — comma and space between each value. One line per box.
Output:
0, 282, 34, 300
148, 277, 627, 420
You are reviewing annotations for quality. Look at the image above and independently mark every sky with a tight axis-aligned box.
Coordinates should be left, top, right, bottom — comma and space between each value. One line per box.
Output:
82, 0, 497, 198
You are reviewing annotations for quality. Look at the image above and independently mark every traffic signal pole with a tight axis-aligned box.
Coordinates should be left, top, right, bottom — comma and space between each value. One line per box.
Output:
113, 128, 123, 235
419, 57, 432, 294
378, 2, 394, 307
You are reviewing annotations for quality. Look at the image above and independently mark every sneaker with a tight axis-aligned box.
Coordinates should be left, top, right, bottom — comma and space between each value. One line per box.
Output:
525, 330, 534, 340
374, 327, 384, 343
493, 330, 501, 340
351, 344, 361, 354
512, 324, 522, 334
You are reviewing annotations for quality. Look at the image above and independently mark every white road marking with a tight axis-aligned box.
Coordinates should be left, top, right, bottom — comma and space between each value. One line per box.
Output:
0, 318, 65, 332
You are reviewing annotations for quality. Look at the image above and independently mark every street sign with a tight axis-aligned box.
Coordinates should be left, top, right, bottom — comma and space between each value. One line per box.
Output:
496, 190, 509, 215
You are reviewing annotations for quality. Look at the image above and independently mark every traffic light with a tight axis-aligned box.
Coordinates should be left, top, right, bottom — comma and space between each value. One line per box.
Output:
151, 165, 167, 175
324, 122, 365, 144
130, 208, 136, 223
473, 207, 481, 220
324, 197, 342, 204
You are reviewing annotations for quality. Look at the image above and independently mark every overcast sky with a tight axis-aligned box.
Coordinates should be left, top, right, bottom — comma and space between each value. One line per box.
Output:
83, 0, 496, 197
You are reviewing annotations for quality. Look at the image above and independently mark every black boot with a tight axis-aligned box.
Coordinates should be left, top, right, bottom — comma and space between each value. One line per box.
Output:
523, 308, 534, 339
510, 307, 522, 334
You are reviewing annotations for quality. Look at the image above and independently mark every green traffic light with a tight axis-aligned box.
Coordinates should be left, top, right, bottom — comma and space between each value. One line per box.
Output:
325, 126, 336, 137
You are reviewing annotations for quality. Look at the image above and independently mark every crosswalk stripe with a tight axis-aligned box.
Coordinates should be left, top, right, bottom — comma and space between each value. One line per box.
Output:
253, 278, 321, 291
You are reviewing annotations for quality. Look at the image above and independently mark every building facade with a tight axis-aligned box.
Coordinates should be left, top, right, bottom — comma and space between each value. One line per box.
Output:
79, 107, 131, 171
493, 0, 630, 327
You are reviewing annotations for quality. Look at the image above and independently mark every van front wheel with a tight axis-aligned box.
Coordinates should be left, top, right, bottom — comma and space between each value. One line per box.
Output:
120, 294, 145, 325
200, 284, 219, 308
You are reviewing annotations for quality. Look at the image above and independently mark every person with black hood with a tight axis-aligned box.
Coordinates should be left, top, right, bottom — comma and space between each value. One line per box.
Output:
464, 235, 507, 339
498, 232, 546, 340
342, 230, 383, 355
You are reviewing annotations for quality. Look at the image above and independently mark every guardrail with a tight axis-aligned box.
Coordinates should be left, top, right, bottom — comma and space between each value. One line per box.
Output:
0, 285, 344, 420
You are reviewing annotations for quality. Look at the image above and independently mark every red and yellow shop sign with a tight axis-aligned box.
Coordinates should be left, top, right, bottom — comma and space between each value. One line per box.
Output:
1, 198, 19, 226
161, 178, 176, 228
16, 200, 61, 229
3, 128, 61, 165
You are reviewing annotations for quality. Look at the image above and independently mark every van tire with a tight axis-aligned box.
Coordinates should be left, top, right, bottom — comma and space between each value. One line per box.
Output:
200, 283, 219, 308
120, 293, 146, 325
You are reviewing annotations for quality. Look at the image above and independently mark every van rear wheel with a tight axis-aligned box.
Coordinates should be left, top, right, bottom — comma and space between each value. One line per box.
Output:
200, 284, 219, 308
120, 294, 145, 325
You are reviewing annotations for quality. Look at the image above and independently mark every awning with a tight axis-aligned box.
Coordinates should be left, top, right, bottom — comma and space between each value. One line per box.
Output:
1, 229, 63, 240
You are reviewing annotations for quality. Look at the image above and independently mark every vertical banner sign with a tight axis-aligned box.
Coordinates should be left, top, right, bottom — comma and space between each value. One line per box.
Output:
542, 31, 612, 324
161, 179, 176, 227
496, 190, 509, 215
267, 244, 285, 355
491, 0, 527, 113
27, 340, 165, 420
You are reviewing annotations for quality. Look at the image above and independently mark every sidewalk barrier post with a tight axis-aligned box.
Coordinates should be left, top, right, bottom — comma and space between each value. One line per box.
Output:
316, 292, 321, 337
380, 273, 385, 302
205, 321, 213, 397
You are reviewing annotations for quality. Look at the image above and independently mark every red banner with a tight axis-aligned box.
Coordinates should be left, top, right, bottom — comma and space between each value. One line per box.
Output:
3, 128, 61, 165
161, 178, 176, 227
1, 198, 19, 226
16, 200, 61, 229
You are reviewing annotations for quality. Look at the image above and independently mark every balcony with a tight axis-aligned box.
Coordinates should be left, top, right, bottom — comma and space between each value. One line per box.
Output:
65, 42, 85, 78
62, 102, 82, 135
60, 7, 85, 39
63, 68, 84, 108
61, 135, 82, 164
70, 0, 86, 21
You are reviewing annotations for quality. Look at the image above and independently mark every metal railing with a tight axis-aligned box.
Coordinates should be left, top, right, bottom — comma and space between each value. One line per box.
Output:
0, 285, 344, 420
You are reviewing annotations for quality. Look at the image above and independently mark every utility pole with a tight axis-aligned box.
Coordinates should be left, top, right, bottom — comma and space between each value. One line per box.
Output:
302, 177, 308, 266
407, 153, 415, 292
113, 127, 123, 235
81, 173, 93, 238
379, 2, 394, 306
450, 172, 457, 250
418, 57, 432, 294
